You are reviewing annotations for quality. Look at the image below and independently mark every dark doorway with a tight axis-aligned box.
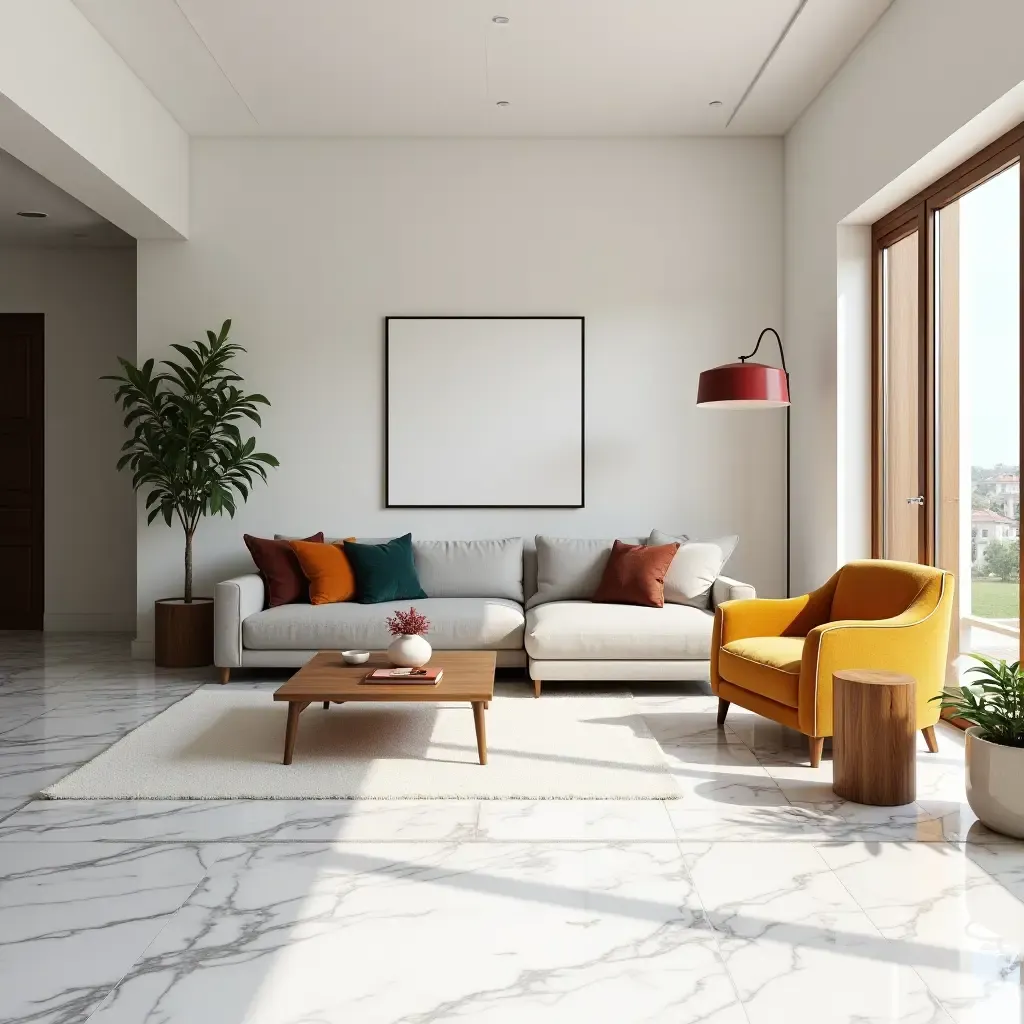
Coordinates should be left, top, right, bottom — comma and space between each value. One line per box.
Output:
0, 314, 43, 629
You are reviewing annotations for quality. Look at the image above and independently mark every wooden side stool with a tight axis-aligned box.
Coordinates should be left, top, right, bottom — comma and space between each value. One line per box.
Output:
832, 669, 916, 806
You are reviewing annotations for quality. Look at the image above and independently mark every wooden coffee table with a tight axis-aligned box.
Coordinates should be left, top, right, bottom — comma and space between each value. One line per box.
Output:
273, 650, 496, 766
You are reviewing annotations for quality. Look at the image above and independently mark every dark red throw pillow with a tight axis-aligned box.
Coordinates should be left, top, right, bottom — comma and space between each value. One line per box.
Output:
244, 532, 324, 608
592, 538, 680, 608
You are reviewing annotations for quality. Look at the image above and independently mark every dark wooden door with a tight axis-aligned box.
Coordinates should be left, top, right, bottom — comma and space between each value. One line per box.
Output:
0, 314, 43, 629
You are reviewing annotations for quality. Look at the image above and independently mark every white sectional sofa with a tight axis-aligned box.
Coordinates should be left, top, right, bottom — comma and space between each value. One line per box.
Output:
214, 535, 754, 693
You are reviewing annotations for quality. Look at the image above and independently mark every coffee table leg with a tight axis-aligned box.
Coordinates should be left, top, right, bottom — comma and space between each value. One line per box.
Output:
283, 701, 308, 765
472, 701, 487, 765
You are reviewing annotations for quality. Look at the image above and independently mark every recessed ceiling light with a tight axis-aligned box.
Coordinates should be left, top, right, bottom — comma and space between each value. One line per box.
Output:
496, 100, 510, 107
492, 15, 509, 23
16, 210, 47, 218
708, 100, 724, 108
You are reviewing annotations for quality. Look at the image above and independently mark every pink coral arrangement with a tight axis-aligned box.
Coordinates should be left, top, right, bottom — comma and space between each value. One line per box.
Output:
386, 606, 431, 637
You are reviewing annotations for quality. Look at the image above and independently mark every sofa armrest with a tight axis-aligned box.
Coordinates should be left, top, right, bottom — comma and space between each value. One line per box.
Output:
712, 576, 756, 608
215, 574, 265, 668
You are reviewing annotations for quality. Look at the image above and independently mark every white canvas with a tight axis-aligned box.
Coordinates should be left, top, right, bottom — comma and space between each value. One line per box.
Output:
386, 317, 584, 507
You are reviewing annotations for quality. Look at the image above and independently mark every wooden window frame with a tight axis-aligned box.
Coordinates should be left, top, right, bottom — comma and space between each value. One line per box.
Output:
871, 121, 1024, 588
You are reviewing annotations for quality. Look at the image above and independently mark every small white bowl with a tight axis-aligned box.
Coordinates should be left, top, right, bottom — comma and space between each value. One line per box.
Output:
340, 650, 370, 665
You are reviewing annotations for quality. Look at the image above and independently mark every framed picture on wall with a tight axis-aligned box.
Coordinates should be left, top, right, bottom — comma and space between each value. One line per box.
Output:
385, 316, 585, 508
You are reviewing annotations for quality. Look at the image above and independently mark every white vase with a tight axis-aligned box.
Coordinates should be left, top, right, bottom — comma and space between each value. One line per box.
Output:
965, 727, 1024, 838
387, 633, 432, 668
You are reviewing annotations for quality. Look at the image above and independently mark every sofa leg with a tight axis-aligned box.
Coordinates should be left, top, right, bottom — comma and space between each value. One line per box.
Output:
218, 667, 230, 685
808, 736, 825, 768
716, 698, 730, 727
922, 725, 939, 753
533, 678, 542, 698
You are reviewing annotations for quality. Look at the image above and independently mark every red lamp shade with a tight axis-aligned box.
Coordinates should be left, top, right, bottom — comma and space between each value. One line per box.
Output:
696, 361, 790, 409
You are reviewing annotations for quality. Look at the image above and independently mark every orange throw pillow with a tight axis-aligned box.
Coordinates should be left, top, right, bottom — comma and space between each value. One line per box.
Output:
592, 538, 680, 608
289, 538, 356, 605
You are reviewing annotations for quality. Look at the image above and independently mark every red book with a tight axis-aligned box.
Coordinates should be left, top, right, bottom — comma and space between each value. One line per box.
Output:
362, 667, 443, 684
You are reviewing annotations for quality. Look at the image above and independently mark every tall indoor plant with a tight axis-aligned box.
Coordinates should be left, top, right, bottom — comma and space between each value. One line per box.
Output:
105, 320, 278, 666
933, 654, 1024, 837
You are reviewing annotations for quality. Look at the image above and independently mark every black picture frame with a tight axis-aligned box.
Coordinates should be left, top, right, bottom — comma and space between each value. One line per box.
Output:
384, 315, 585, 509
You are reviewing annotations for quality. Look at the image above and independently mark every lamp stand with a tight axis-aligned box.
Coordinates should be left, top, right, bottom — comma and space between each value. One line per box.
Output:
738, 328, 791, 598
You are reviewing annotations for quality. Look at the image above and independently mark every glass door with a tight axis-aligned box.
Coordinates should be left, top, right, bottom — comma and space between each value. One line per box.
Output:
874, 137, 1023, 677
934, 163, 1020, 671
877, 224, 927, 563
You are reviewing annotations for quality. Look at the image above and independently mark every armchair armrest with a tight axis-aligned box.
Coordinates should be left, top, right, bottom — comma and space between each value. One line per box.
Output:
214, 573, 265, 668
799, 571, 955, 737
710, 571, 840, 698
712, 575, 756, 608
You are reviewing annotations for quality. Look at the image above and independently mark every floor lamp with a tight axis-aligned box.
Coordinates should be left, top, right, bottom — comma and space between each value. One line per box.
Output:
696, 327, 791, 598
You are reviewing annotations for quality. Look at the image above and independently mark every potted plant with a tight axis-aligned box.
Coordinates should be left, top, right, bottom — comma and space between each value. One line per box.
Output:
105, 320, 278, 667
385, 607, 432, 668
933, 654, 1024, 838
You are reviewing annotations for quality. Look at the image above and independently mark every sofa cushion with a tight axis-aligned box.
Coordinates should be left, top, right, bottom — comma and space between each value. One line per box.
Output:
413, 538, 524, 603
243, 597, 525, 652
525, 601, 713, 660
718, 636, 803, 708
648, 530, 737, 609
527, 536, 644, 609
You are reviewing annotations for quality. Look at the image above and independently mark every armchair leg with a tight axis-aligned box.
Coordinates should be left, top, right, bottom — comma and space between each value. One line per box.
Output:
218, 667, 230, 685
808, 736, 825, 768
922, 725, 939, 753
717, 698, 730, 727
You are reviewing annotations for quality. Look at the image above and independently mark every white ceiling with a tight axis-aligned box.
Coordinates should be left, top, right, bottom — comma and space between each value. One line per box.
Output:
72, 0, 893, 137
0, 148, 133, 246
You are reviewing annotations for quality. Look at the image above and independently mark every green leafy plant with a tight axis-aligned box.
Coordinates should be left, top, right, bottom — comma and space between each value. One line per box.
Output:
931, 654, 1024, 747
104, 319, 278, 602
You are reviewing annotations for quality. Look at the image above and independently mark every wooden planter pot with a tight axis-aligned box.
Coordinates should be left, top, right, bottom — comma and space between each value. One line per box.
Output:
154, 598, 214, 668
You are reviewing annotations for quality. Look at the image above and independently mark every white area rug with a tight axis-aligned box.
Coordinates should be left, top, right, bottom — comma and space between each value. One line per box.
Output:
43, 690, 679, 799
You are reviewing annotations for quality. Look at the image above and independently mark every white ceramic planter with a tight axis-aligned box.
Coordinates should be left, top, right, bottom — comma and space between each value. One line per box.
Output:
387, 633, 432, 668
965, 727, 1024, 838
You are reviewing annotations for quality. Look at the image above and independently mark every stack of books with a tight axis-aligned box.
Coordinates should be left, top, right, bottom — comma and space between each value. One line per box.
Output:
362, 667, 443, 684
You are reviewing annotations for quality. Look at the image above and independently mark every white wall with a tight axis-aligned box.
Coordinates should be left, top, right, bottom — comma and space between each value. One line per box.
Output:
0, 0, 188, 238
785, 0, 1024, 593
0, 246, 137, 631
135, 137, 783, 642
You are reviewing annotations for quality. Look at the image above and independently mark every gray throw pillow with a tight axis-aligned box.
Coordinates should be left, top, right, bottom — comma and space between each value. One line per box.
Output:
648, 530, 737, 609
528, 536, 640, 608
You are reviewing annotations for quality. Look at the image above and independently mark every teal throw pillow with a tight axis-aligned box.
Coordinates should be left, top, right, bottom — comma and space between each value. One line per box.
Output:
345, 533, 427, 604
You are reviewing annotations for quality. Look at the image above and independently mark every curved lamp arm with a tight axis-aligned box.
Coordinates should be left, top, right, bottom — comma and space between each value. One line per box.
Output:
739, 327, 788, 378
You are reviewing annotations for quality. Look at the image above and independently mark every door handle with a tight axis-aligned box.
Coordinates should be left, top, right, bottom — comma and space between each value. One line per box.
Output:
906, 495, 925, 506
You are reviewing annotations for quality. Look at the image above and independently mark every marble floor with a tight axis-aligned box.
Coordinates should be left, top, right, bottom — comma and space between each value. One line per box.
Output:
1, 634, 1022, 1023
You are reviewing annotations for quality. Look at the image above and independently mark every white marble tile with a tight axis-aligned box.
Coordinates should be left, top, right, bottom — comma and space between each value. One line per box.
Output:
90, 842, 746, 1024
639, 706, 743, 746
724, 715, 832, 765
961, 843, 1024, 901
683, 842, 950, 1023
476, 799, 675, 841
0, 841, 206, 1023
668, 800, 947, 843
818, 841, 1024, 1022
668, 803, 826, 841
0, 798, 27, 822
660, 741, 790, 807
0, 799, 480, 843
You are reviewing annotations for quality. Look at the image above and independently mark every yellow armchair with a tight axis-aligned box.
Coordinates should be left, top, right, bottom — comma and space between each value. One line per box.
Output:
711, 559, 954, 766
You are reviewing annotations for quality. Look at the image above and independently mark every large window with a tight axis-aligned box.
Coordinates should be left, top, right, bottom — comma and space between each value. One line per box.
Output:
872, 125, 1024, 677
